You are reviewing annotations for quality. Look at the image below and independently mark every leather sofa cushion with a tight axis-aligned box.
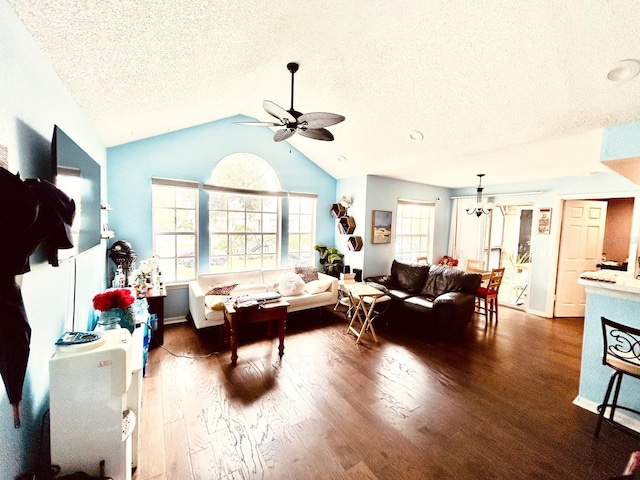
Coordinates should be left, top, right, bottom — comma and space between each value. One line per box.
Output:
421, 265, 481, 298
391, 260, 430, 293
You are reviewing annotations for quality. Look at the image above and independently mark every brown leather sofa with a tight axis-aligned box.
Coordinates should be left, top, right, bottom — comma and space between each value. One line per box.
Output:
365, 260, 482, 338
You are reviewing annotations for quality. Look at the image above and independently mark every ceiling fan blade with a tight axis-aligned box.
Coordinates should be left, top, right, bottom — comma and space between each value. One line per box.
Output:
234, 121, 282, 127
298, 112, 345, 129
264, 100, 295, 124
298, 128, 334, 141
274, 128, 296, 142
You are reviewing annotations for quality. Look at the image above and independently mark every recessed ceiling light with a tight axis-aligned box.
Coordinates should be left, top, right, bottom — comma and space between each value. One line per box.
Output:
607, 59, 640, 82
409, 130, 424, 141
337, 155, 347, 162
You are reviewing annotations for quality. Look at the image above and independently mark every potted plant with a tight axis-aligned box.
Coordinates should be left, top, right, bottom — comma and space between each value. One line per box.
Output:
314, 244, 345, 278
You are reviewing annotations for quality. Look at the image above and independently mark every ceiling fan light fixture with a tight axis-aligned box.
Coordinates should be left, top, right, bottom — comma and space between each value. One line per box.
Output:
237, 62, 345, 142
607, 59, 640, 82
466, 174, 494, 217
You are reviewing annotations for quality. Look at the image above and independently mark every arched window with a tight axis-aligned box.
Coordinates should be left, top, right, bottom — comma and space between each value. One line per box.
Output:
209, 153, 281, 190
205, 153, 315, 272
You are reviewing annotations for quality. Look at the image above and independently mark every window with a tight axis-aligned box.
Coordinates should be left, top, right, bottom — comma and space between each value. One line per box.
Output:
287, 194, 316, 266
205, 153, 316, 272
394, 200, 435, 263
207, 190, 280, 272
151, 178, 199, 283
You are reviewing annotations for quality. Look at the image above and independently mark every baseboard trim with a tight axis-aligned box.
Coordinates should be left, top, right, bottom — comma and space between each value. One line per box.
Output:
165, 316, 188, 325
573, 395, 640, 433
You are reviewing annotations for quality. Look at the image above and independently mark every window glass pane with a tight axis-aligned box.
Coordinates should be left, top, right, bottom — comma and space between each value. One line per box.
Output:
246, 212, 261, 232
289, 197, 300, 214
263, 234, 277, 254
176, 209, 195, 232
230, 234, 245, 254
177, 235, 195, 256
155, 208, 176, 232
300, 233, 311, 252
177, 258, 195, 281
210, 234, 229, 253
229, 212, 246, 232
228, 195, 245, 211
289, 215, 300, 233
300, 214, 312, 233
263, 197, 278, 212
153, 186, 175, 208
263, 213, 278, 233
209, 193, 227, 210
209, 211, 227, 233
246, 196, 261, 212
159, 258, 175, 280
176, 188, 196, 208
155, 236, 175, 257
289, 234, 300, 251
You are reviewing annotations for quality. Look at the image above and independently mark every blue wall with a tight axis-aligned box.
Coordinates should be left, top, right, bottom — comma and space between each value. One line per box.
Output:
107, 118, 337, 318
1, 2, 107, 477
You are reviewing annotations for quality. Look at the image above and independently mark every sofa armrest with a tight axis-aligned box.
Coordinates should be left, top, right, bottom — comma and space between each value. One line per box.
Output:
188, 280, 207, 329
317, 272, 339, 300
364, 275, 392, 286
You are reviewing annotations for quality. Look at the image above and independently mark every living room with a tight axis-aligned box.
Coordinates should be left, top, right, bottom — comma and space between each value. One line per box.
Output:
3, 1, 640, 479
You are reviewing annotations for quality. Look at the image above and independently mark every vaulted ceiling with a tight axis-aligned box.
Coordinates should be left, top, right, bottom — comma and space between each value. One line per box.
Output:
8, 1, 640, 188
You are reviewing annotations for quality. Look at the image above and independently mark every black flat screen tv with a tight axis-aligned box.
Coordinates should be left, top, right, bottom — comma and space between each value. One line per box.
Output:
52, 125, 101, 261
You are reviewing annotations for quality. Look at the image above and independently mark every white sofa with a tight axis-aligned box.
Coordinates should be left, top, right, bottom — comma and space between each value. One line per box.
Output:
188, 267, 339, 329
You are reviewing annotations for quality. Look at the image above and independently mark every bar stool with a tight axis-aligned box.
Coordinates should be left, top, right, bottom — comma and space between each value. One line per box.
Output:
595, 316, 640, 438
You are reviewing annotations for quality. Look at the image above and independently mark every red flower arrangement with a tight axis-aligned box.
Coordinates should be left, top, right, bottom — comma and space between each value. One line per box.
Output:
93, 289, 135, 311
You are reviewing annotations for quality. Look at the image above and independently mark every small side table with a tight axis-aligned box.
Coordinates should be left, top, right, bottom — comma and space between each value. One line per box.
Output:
223, 300, 289, 365
342, 282, 384, 344
146, 286, 166, 349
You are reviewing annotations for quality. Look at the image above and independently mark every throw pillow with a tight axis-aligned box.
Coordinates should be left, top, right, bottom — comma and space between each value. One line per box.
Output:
204, 295, 227, 311
278, 272, 306, 296
304, 279, 332, 294
205, 283, 238, 296
295, 266, 319, 283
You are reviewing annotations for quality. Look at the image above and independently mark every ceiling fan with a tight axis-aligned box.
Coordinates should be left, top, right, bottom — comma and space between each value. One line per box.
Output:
237, 62, 345, 142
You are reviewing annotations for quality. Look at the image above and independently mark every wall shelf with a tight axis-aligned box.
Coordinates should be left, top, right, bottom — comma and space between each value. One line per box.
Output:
338, 216, 356, 235
347, 236, 363, 251
330, 203, 347, 219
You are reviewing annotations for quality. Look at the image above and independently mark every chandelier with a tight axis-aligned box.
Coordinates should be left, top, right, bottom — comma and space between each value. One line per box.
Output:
466, 174, 495, 217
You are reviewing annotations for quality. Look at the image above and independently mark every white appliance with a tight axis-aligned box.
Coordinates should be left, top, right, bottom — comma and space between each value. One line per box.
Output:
49, 328, 142, 480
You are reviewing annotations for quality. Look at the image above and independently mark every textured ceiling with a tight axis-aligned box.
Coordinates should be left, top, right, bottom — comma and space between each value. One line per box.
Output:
8, 0, 640, 188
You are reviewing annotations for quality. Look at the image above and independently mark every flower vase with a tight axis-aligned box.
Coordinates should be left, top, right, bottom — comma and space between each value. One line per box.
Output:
96, 308, 122, 330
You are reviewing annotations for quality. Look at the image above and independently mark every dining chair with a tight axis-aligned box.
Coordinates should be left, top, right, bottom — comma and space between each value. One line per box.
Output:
475, 267, 505, 326
416, 256, 429, 264
466, 259, 485, 272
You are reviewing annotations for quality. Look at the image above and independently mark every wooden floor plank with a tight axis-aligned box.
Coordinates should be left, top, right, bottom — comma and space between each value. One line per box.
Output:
135, 306, 640, 479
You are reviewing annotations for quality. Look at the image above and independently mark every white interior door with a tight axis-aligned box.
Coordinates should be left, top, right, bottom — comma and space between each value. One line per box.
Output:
554, 200, 607, 317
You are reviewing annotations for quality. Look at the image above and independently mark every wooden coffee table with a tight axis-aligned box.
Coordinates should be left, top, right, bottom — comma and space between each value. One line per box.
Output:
223, 299, 289, 365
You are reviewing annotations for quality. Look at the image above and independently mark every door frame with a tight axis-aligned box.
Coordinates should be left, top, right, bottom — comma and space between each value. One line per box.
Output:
545, 190, 640, 317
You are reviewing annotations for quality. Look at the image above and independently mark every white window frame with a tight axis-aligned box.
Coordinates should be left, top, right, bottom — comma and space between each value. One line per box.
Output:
151, 177, 199, 284
287, 192, 317, 267
394, 199, 435, 263
205, 185, 283, 272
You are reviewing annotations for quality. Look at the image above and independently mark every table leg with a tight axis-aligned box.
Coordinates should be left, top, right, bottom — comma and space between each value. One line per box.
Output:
278, 314, 286, 357
230, 313, 239, 365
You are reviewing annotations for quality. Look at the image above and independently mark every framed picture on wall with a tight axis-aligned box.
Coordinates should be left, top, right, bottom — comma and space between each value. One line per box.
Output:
538, 208, 551, 234
372, 210, 392, 244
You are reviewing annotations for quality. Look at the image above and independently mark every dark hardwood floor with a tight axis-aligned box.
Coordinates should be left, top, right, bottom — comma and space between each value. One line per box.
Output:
134, 306, 639, 479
